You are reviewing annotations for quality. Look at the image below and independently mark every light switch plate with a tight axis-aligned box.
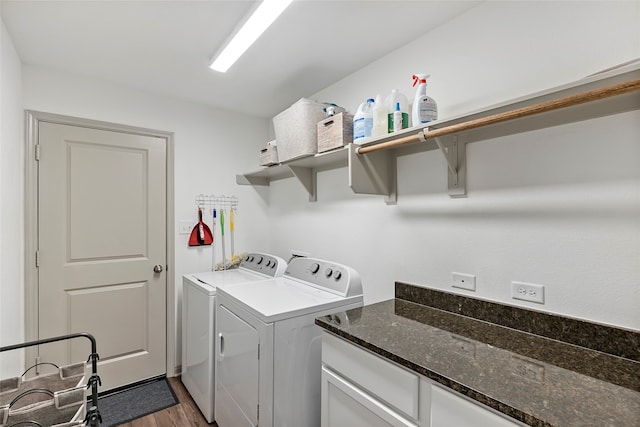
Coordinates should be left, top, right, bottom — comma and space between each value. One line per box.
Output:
179, 220, 193, 235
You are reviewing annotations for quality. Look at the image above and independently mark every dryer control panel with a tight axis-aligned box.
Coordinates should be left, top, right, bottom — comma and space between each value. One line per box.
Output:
284, 257, 363, 297
240, 252, 287, 277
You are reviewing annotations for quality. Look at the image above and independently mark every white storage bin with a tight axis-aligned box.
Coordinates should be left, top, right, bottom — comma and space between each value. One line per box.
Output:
317, 112, 353, 153
259, 145, 279, 166
273, 98, 327, 162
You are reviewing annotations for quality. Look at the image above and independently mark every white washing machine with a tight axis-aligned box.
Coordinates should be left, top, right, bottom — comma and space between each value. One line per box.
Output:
181, 253, 287, 423
214, 257, 363, 427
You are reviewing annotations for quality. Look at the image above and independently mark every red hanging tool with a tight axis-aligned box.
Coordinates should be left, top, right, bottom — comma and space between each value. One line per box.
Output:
188, 207, 213, 246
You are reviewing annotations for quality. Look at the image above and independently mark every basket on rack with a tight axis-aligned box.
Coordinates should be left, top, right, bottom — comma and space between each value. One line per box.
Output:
0, 333, 101, 427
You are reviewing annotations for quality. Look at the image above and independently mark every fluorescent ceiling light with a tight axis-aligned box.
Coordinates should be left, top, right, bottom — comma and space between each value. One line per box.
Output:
210, 0, 294, 73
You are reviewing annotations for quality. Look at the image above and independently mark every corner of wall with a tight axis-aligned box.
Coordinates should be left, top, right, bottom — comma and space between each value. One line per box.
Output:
1, 15, 25, 375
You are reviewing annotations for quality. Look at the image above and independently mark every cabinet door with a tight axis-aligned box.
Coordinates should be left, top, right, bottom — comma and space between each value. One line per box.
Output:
322, 367, 419, 427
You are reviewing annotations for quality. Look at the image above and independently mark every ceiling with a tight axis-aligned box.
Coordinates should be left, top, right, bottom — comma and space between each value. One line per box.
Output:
1, 0, 480, 118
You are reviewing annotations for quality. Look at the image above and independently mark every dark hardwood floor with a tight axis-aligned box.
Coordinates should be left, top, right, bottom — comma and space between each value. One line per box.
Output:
119, 377, 215, 427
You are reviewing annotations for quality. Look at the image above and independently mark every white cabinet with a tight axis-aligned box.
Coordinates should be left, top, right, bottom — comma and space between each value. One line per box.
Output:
321, 332, 525, 427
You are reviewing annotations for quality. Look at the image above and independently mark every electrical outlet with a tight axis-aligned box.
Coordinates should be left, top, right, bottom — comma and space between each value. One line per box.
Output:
452, 272, 476, 291
511, 281, 545, 304
179, 221, 193, 235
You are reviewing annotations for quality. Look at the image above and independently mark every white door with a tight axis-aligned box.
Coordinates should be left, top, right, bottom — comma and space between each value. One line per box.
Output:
216, 304, 259, 427
37, 121, 167, 391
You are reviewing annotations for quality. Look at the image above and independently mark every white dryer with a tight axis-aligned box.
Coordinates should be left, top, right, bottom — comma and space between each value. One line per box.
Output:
214, 257, 363, 427
181, 253, 287, 423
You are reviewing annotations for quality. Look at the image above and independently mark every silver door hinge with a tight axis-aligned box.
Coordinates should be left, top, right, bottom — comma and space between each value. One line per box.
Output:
35, 250, 40, 268
257, 344, 260, 360
35, 145, 41, 161
257, 404, 259, 422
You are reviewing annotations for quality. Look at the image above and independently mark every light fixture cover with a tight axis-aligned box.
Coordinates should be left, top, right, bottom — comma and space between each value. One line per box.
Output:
210, 0, 294, 73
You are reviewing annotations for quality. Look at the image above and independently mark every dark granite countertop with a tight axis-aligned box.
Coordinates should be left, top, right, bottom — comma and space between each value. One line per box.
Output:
315, 283, 640, 427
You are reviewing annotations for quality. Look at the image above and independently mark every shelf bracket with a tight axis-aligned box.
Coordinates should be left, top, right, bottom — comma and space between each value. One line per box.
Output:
236, 174, 269, 186
433, 135, 466, 197
287, 165, 317, 202
349, 144, 397, 204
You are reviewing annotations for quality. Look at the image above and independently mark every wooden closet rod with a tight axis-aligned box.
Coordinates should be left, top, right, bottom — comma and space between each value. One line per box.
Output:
357, 78, 640, 155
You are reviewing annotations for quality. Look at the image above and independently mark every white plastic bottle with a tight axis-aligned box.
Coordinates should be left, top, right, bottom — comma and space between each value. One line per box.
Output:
392, 102, 403, 133
371, 94, 387, 138
363, 98, 374, 138
411, 74, 438, 125
353, 98, 375, 141
353, 101, 366, 141
384, 89, 409, 133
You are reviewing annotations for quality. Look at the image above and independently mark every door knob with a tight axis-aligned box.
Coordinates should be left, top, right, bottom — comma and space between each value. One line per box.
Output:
153, 265, 163, 273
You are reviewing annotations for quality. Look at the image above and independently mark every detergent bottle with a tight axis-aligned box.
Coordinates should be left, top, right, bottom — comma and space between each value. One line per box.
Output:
371, 94, 388, 137
384, 89, 409, 133
411, 74, 438, 125
353, 98, 375, 141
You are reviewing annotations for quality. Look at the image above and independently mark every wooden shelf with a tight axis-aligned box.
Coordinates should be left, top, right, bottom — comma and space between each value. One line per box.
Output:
238, 61, 640, 203
353, 62, 640, 202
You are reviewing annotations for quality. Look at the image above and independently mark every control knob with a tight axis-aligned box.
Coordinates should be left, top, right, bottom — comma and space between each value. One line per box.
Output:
310, 263, 320, 274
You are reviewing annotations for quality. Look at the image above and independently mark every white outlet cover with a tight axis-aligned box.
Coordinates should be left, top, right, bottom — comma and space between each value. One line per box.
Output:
511, 281, 545, 304
452, 272, 476, 291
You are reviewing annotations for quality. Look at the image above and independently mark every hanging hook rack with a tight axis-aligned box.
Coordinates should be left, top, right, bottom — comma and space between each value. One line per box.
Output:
195, 194, 239, 210
194, 194, 239, 271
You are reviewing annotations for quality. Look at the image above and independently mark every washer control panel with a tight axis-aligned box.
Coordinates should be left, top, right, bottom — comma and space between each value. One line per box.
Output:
284, 257, 362, 297
240, 253, 287, 277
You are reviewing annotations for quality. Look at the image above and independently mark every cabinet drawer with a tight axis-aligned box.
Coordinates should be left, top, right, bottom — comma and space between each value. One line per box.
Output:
322, 332, 419, 420
431, 384, 524, 427
322, 366, 418, 427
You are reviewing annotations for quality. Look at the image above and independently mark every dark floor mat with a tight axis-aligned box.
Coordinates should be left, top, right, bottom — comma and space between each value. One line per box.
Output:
98, 377, 178, 426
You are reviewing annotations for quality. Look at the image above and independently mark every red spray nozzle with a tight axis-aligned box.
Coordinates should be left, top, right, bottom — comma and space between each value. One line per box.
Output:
412, 74, 428, 87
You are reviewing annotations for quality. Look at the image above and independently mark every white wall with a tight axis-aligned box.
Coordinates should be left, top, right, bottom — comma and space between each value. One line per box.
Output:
0, 14, 24, 376
2, 1, 638, 381
19, 65, 272, 369
267, 1, 640, 329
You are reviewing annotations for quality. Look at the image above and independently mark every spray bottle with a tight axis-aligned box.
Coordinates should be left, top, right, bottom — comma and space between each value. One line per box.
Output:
411, 74, 438, 125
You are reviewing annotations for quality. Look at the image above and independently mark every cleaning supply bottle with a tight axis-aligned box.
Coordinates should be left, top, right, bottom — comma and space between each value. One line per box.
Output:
364, 98, 374, 137
353, 98, 375, 141
392, 102, 403, 133
384, 89, 409, 133
411, 74, 438, 125
371, 94, 387, 137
